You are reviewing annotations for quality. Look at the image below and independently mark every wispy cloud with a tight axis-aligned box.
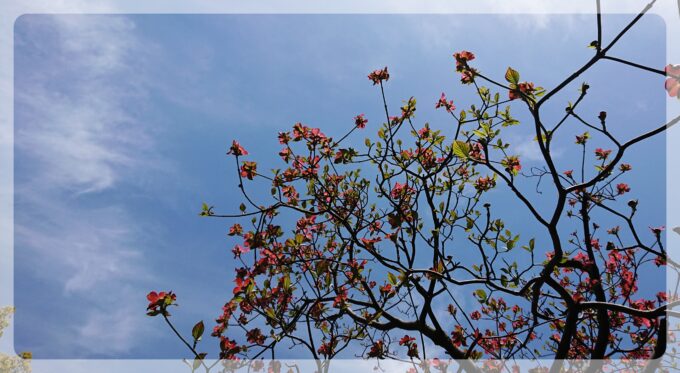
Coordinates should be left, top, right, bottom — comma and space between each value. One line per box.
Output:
74, 294, 148, 355
14, 201, 147, 293
14, 15, 158, 356
15, 16, 153, 193
512, 134, 564, 162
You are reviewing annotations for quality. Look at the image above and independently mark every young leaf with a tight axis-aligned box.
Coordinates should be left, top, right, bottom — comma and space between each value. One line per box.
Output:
192, 321, 205, 341
505, 67, 520, 85
387, 272, 398, 285
453, 140, 471, 159
474, 289, 487, 303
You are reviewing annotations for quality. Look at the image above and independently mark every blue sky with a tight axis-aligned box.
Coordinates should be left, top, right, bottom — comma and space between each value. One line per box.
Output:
13, 14, 666, 359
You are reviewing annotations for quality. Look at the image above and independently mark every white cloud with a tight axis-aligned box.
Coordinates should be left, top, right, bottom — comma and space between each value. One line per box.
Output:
14, 201, 147, 294
75, 296, 149, 355
14, 15, 158, 356
15, 16, 152, 194
512, 134, 564, 162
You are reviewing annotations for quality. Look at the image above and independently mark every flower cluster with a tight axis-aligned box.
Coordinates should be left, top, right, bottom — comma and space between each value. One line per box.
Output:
575, 132, 590, 145
508, 82, 536, 100
616, 183, 630, 195
398, 335, 419, 359
368, 67, 390, 85
366, 340, 385, 358
474, 175, 496, 192
501, 155, 522, 175
594, 148, 612, 160
354, 114, 368, 129
453, 51, 476, 84
227, 140, 248, 156
435, 93, 456, 112
146, 291, 177, 317
453, 50, 475, 71
240, 161, 257, 180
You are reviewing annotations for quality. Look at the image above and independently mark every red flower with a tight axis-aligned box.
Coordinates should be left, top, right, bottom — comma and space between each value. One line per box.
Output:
619, 163, 632, 172
240, 161, 257, 180
278, 132, 291, 145
501, 155, 522, 175
451, 325, 467, 347
232, 244, 250, 257
233, 277, 251, 295
574, 252, 593, 267
655, 255, 667, 266
390, 182, 415, 200
616, 183, 630, 195
435, 93, 456, 113
227, 140, 248, 156
460, 69, 476, 84
292, 122, 307, 141
453, 50, 475, 72
368, 67, 390, 85
146, 291, 177, 316
228, 224, 243, 236
575, 132, 590, 145
469, 142, 485, 161
665, 64, 680, 98
474, 176, 496, 192
470, 310, 481, 320
657, 291, 668, 303
333, 287, 348, 308
278, 147, 291, 162
366, 340, 385, 358
417, 126, 431, 139
317, 341, 334, 357
219, 337, 241, 359
379, 283, 394, 297
246, 328, 265, 345
590, 238, 601, 250
509, 82, 536, 100
594, 148, 612, 160
399, 335, 416, 346
563, 170, 574, 178
354, 114, 368, 129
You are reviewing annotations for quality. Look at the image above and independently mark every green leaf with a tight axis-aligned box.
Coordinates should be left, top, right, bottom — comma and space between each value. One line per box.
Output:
474, 289, 487, 303
387, 272, 398, 285
199, 202, 213, 216
505, 67, 520, 84
453, 140, 471, 159
316, 260, 329, 276
192, 321, 205, 341
501, 275, 508, 287
472, 129, 487, 139
465, 217, 474, 231
282, 274, 291, 290
239, 203, 246, 212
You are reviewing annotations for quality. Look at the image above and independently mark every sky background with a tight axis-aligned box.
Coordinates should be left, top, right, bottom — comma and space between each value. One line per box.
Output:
12, 14, 667, 359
